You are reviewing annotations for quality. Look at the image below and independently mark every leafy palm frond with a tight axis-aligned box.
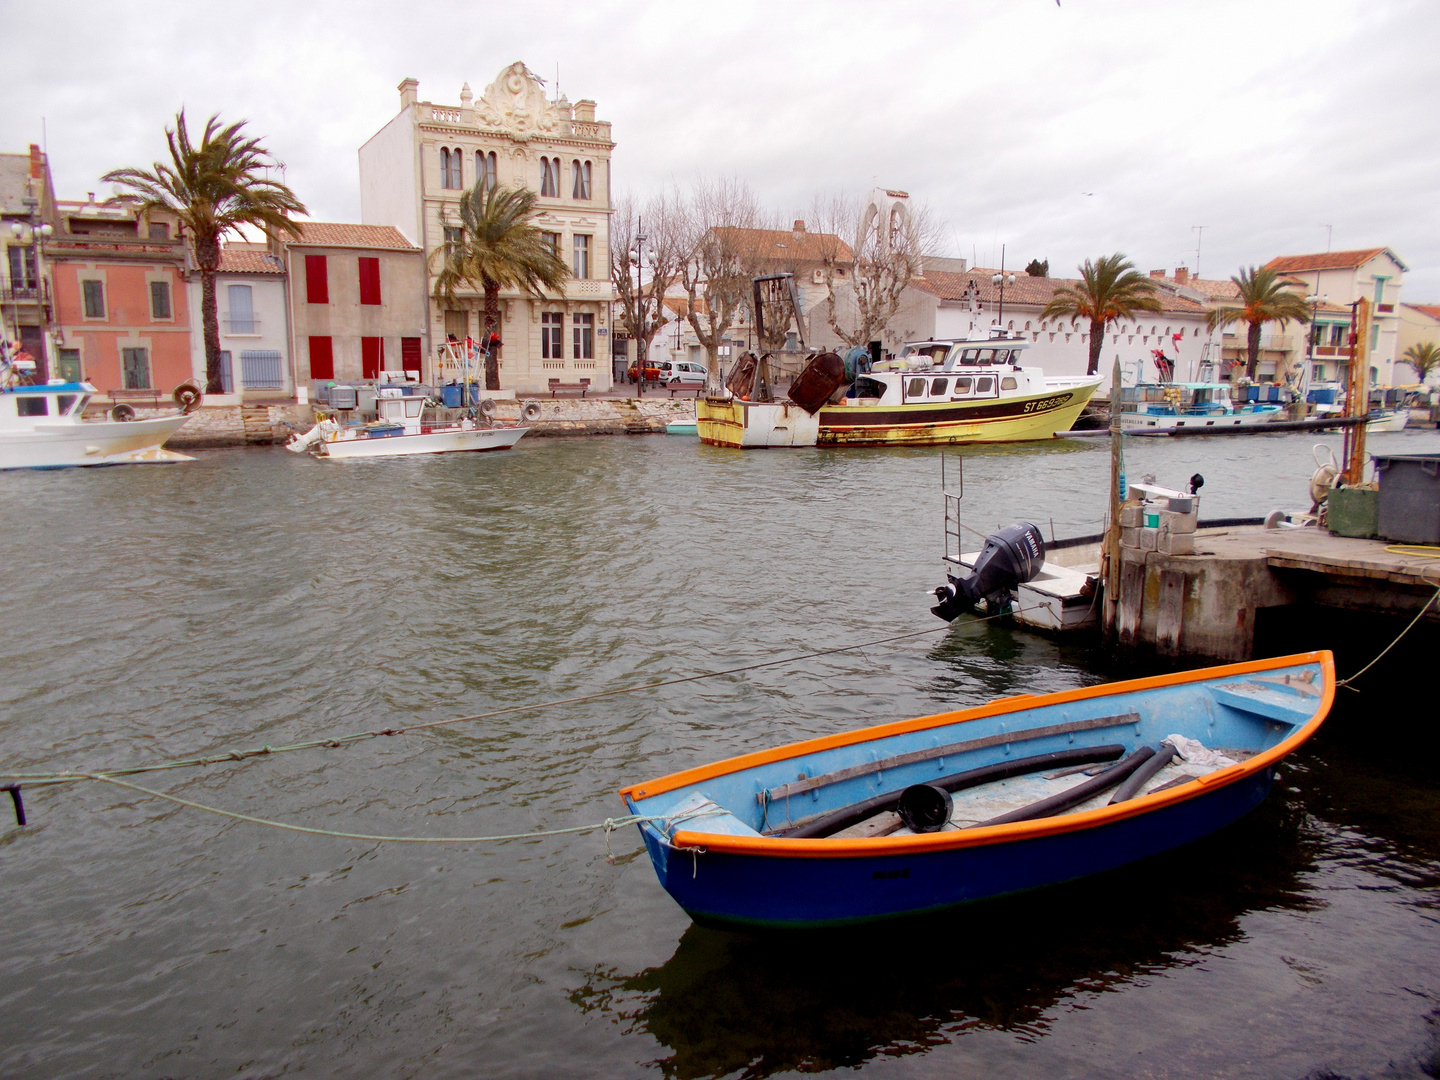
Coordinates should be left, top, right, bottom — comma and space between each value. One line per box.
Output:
103, 110, 306, 393
1401, 341, 1440, 383
1205, 266, 1311, 380
1039, 254, 1162, 375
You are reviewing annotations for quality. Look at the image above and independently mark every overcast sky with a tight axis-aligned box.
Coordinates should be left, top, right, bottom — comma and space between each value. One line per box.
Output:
6, 0, 1438, 296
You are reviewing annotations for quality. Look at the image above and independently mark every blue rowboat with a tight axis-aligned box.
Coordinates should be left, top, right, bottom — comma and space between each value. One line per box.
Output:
619, 651, 1334, 928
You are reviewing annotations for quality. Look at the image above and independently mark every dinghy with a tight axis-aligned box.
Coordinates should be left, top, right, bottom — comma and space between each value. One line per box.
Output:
618, 651, 1333, 927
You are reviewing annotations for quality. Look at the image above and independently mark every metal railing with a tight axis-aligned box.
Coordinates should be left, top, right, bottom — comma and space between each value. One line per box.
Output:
224, 315, 260, 334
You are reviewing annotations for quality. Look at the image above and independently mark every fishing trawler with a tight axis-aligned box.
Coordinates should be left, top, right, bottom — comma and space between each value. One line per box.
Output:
696, 332, 1102, 448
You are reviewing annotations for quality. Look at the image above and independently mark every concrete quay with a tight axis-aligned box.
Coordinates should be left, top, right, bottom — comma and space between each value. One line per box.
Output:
1112, 525, 1440, 662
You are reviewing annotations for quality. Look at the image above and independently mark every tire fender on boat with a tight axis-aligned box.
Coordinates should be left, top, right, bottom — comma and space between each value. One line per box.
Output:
520, 401, 542, 423
109, 403, 136, 423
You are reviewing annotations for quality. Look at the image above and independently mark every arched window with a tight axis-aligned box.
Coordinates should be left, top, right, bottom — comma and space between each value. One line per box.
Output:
540, 157, 559, 198
440, 148, 452, 189
440, 147, 462, 189
476, 150, 496, 193
572, 160, 591, 200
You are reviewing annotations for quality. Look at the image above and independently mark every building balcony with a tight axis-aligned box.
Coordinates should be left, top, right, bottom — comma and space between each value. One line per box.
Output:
223, 315, 260, 335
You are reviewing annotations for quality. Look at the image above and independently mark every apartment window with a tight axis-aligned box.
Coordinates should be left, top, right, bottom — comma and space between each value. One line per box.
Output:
541, 311, 563, 359
358, 257, 382, 305
82, 279, 105, 318
121, 347, 151, 389
149, 280, 172, 320
443, 226, 464, 254
305, 254, 329, 304
477, 150, 497, 193
540, 157, 559, 198
540, 231, 559, 256
241, 350, 284, 389
1374, 278, 1386, 305
1331, 324, 1346, 347
444, 309, 468, 342
1314, 364, 1327, 381
7, 246, 36, 289
226, 284, 254, 333
308, 336, 334, 380
440, 147, 463, 189
572, 313, 594, 360
148, 222, 170, 240
572, 234, 590, 279
362, 336, 383, 379
572, 160, 591, 200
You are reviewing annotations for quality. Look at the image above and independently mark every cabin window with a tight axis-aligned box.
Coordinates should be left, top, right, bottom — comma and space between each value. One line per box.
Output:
16, 396, 48, 416
852, 377, 886, 398
907, 377, 927, 398
930, 378, 948, 396
952, 377, 972, 395
56, 394, 77, 414
959, 350, 979, 365
976, 376, 995, 394
1001, 376, 1018, 390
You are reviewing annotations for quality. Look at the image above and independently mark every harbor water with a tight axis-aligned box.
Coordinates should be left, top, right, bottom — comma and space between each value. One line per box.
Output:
3, 427, 1439, 1079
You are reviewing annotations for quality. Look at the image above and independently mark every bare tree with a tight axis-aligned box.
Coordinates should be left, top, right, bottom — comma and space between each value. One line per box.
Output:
610, 187, 685, 380
677, 178, 767, 388
810, 190, 936, 354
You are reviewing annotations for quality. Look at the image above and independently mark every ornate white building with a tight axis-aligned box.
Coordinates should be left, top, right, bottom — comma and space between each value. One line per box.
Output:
359, 63, 616, 392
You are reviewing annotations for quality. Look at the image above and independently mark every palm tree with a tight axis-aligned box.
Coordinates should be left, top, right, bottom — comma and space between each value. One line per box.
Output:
1205, 266, 1312, 381
1401, 341, 1440, 385
431, 184, 569, 390
103, 111, 305, 394
1039, 254, 1162, 375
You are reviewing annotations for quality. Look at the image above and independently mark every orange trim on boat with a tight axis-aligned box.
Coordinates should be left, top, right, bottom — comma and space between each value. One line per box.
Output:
621, 651, 1334, 860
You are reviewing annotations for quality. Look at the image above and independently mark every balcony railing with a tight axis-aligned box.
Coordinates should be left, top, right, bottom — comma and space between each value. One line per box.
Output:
223, 315, 260, 335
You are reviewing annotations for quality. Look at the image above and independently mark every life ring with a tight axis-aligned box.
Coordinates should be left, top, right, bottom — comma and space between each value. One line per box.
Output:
520, 401, 542, 423
109, 403, 136, 422
172, 381, 203, 413
479, 398, 497, 417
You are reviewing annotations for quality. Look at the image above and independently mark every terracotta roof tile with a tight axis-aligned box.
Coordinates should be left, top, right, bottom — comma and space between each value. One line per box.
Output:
712, 226, 853, 263
1403, 303, 1440, 321
287, 222, 420, 251
911, 268, 1207, 315
1264, 248, 1399, 273
218, 249, 285, 274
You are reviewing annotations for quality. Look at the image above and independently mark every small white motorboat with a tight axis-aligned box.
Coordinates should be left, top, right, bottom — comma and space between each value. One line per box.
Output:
1366, 409, 1409, 433
288, 388, 533, 459
1119, 382, 1285, 431
0, 376, 193, 470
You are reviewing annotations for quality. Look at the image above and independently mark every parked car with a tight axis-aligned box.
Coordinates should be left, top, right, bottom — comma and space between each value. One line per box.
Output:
666, 361, 708, 387
627, 361, 662, 383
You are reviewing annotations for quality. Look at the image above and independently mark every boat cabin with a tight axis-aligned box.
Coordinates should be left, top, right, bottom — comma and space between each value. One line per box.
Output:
374, 387, 428, 434
0, 382, 94, 430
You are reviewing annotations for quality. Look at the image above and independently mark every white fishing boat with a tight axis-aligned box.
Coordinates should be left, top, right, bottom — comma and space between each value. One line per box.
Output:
698, 332, 1103, 448
287, 387, 533, 459
1118, 382, 1284, 431
1366, 409, 1409, 433
0, 378, 193, 470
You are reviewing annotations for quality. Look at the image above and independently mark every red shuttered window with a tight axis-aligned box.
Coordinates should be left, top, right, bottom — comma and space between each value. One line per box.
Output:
362, 337, 383, 379
305, 255, 329, 304
309, 336, 334, 380
358, 257, 381, 306
401, 337, 421, 376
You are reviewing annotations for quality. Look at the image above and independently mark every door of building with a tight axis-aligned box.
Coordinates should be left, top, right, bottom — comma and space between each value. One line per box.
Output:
18, 325, 47, 382
57, 348, 81, 382
401, 337, 422, 378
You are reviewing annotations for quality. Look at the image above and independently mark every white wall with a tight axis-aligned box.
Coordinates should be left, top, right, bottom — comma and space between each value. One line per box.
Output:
359, 109, 421, 245
185, 273, 291, 395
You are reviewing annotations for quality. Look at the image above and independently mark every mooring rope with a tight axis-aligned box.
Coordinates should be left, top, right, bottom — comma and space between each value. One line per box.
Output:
1335, 582, 1440, 689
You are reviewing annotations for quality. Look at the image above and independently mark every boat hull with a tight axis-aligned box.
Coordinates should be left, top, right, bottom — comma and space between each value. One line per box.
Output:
1367, 410, 1408, 433
0, 413, 191, 470
638, 767, 1272, 928
316, 425, 528, 458
697, 379, 1101, 448
1120, 405, 1283, 431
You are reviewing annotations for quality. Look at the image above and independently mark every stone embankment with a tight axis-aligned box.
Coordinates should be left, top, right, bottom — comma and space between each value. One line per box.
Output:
134, 396, 699, 449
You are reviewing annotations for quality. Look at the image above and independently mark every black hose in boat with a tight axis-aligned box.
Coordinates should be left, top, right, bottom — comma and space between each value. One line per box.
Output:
970, 745, 1155, 828
897, 784, 953, 833
774, 743, 1127, 839
1108, 742, 1179, 804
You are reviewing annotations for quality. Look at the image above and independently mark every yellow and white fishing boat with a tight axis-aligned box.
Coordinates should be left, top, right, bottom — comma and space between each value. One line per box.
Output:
697, 333, 1102, 449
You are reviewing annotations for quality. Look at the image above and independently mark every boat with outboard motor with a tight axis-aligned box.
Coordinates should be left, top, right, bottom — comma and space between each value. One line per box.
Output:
287, 386, 535, 459
1118, 381, 1285, 431
619, 650, 1334, 927
0, 372, 196, 470
696, 331, 1103, 448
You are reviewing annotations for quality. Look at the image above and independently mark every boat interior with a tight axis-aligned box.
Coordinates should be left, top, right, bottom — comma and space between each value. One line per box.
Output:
624, 656, 1329, 845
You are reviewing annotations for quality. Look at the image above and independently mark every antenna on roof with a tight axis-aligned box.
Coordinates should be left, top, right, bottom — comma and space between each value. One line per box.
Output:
1321, 224, 1332, 252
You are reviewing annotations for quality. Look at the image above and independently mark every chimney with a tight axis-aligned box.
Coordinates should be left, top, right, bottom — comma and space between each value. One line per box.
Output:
574, 99, 596, 122
398, 77, 419, 110
1175, 267, 1189, 284
1149, 269, 1165, 278
793, 219, 806, 235
28, 143, 44, 179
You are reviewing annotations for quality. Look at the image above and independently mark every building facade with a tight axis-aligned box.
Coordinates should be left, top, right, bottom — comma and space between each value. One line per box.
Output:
1, 145, 59, 379
358, 63, 616, 393
1397, 303, 1440, 385
48, 195, 192, 395
185, 243, 290, 399
277, 222, 427, 390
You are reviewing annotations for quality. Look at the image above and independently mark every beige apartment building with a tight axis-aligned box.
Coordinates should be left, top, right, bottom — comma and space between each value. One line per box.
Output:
358, 63, 616, 393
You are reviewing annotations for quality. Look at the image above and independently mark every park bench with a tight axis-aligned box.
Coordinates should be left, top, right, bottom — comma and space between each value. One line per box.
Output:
667, 384, 703, 398
547, 378, 591, 398
107, 388, 164, 409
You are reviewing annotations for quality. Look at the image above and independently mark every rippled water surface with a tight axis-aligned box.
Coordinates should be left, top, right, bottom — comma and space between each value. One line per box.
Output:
2, 427, 1439, 1079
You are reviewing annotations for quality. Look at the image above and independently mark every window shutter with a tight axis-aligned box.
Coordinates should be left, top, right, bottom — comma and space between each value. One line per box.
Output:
401, 337, 421, 374
150, 280, 172, 320
358, 258, 382, 305
305, 255, 329, 304
362, 336, 383, 379
308, 336, 334, 380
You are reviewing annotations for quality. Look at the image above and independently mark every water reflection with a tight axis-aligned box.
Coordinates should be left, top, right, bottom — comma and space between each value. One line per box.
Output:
573, 800, 1318, 1079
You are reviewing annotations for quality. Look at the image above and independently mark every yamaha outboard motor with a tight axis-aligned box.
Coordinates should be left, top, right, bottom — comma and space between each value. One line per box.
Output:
932, 521, 1046, 621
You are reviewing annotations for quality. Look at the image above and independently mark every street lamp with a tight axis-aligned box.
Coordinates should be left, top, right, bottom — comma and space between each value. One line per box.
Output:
7, 192, 54, 378
991, 270, 1016, 332
633, 219, 645, 398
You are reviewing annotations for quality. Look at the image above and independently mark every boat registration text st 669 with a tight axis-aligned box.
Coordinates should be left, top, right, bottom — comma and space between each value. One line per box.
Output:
1023, 393, 1071, 414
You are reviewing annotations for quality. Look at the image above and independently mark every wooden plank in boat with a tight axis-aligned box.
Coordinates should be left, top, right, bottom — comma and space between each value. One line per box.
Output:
760, 712, 1141, 803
